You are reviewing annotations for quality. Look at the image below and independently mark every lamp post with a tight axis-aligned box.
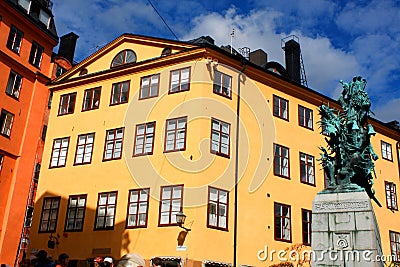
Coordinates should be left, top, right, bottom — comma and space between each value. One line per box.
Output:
176, 211, 191, 232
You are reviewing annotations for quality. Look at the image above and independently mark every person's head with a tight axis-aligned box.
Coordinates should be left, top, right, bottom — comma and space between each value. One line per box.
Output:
36, 250, 48, 261
93, 257, 104, 267
116, 253, 145, 267
58, 253, 69, 266
151, 257, 162, 267
103, 257, 113, 267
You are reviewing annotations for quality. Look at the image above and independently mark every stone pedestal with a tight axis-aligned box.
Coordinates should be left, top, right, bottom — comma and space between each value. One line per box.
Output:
311, 190, 383, 267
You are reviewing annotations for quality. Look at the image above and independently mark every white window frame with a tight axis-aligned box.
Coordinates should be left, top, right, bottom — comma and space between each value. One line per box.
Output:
50, 137, 70, 167
381, 141, 393, 161
6, 71, 22, 99
213, 70, 232, 98
74, 133, 95, 165
0, 109, 14, 137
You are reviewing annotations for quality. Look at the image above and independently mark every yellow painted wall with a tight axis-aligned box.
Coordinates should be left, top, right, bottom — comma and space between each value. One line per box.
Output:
29, 43, 400, 267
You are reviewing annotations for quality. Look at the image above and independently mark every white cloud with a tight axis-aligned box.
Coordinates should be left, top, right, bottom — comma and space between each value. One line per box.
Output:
373, 98, 400, 123
336, 0, 400, 36
183, 8, 360, 98
51, 1, 399, 122
298, 34, 360, 96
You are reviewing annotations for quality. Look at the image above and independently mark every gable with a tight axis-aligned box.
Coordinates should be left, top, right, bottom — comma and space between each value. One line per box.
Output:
57, 34, 197, 81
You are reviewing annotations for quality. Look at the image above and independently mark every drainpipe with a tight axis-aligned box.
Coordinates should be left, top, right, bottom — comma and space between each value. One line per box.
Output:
234, 62, 246, 267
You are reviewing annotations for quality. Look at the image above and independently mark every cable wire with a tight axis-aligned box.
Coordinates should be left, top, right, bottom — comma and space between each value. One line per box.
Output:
147, 0, 179, 41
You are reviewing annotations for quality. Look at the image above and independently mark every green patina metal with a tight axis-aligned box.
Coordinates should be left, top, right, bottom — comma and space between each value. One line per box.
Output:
318, 76, 381, 206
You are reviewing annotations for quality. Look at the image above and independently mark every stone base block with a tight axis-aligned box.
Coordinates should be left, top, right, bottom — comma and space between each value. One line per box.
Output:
311, 190, 383, 267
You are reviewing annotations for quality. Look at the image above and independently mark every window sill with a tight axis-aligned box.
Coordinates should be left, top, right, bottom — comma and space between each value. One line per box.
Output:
168, 88, 190, 94
213, 91, 232, 100
300, 181, 316, 187
110, 101, 128, 106
273, 115, 289, 121
207, 225, 229, 232
298, 124, 314, 131
210, 150, 230, 159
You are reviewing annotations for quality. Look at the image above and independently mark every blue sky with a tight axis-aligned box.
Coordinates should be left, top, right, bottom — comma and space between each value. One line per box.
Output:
52, 0, 400, 123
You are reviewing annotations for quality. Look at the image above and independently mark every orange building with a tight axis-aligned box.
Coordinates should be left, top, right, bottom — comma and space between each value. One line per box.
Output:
0, 0, 60, 265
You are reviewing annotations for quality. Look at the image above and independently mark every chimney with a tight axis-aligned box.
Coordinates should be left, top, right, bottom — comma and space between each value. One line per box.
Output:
284, 39, 301, 84
249, 49, 268, 67
58, 32, 79, 64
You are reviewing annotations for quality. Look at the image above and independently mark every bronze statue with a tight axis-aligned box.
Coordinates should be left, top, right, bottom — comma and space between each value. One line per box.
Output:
318, 76, 381, 206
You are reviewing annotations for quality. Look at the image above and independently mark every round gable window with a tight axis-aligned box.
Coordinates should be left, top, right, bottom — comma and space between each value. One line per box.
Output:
79, 68, 88, 76
111, 49, 136, 68
161, 47, 172, 57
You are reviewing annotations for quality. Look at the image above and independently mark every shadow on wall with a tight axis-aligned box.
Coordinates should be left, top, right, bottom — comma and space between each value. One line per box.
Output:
28, 191, 133, 266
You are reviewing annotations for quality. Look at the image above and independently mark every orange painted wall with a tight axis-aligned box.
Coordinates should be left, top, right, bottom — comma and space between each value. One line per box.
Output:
0, 2, 58, 265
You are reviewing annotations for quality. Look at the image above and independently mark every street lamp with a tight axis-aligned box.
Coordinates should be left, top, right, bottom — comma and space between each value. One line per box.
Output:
176, 211, 191, 231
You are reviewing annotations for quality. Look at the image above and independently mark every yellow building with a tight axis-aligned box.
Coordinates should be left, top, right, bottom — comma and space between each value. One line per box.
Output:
28, 34, 400, 267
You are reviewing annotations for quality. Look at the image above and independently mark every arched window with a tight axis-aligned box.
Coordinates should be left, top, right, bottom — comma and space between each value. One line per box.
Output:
111, 49, 136, 68
161, 47, 172, 57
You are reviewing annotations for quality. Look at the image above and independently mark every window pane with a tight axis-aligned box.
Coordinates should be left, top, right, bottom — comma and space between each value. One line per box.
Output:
162, 187, 172, 199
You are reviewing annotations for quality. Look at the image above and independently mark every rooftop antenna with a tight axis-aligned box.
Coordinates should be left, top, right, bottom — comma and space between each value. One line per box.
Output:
230, 28, 235, 54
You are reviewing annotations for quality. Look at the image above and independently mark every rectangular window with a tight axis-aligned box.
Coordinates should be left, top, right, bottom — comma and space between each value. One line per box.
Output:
133, 122, 155, 156
298, 105, 313, 129
169, 67, 190, 93
7, 25, 24, 53
24, 206, 34, 228
48, 92, 53, 108
274, 144, 290, 178
55, 65, 66, 77
207, 187, 228, 230
29, 41, 44, 68
390, 231, 400, 262
103, 128, 124, 161
39, 9, 50, 27
82, 87, 101, 111
213, 71, 232, 98
95, 191, 117, 230
0, 109, 14, 137
74, 133, 95, 165
126, 188, 149, 228
159, 185, 183, 226
381, 141, 393, 161
302, 209, 312, 245
58, 93, 77, 115
165, 117, 187, 152
110, 81, 130, 105
0, 154, 4, 172
50, 137, 70, 168
140, 74, 159, 99
211, 118, 230, 157
39, 197, 61, 233
41, 125, 47, 141
386, 181, 398, 211
274, 202, 291, 242
6, 71, 22, 99
18, 0, 31, 11
64, 195, 87, 231
273, 95, 289, 120
300, 152, 315, 185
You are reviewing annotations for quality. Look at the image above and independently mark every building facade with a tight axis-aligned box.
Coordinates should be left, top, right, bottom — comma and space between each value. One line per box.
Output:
0, 0, 60, 265
28, 34, 400, 266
